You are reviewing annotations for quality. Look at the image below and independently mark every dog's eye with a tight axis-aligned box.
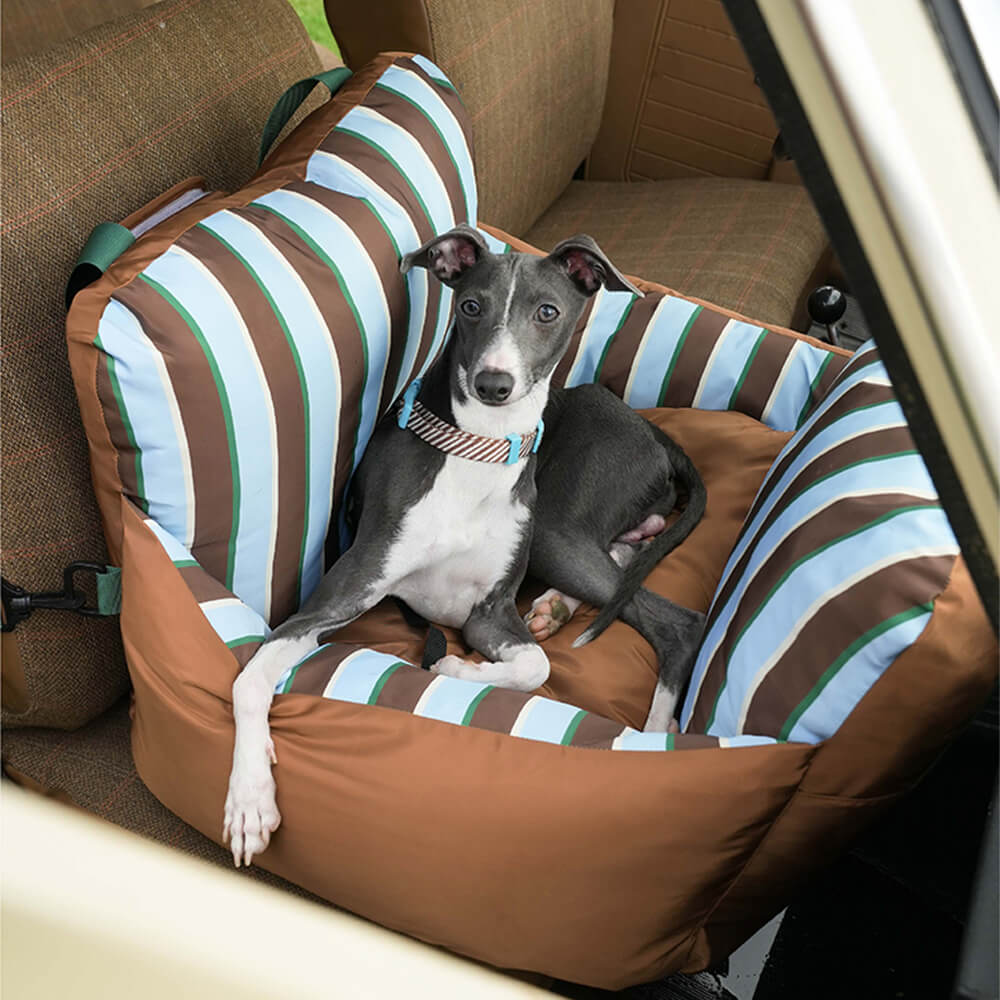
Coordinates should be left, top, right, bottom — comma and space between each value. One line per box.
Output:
460, 299, 481, 317
535, 304, 559, 323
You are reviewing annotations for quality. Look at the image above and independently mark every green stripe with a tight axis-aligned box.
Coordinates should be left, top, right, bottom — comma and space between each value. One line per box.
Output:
777, 602, 934, 740
367, 661, 405, 705
226, 634, 265, 649
726, 328, 768, 410
795, 353, 833, 428
560, 709, 588, 746
334, 127, 437, 230
138, 273, 241, 588
460, 684, 495, 725
666, 732, 675, 750
251, 203, 370, 482
173, 559, 198, 569
702, 497, 936, 733
195, 223, 312, 607
375, 82, 472, 221
592, 297, 636, 383
95, 333, 147, 511
280, 663, 303, 694
656, 305, 703, 405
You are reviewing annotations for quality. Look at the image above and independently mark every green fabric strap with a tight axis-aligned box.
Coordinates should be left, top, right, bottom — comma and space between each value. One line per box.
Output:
258, 66, 353, 166
95, 566, 122, 616
66, 222, 136, 307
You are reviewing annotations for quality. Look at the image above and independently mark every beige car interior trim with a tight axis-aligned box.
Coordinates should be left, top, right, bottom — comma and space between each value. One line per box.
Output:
757, 0, 999, 566
2, 786, 547, 999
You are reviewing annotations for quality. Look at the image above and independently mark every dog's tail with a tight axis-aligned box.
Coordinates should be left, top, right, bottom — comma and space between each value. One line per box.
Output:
572, 430, 706, 649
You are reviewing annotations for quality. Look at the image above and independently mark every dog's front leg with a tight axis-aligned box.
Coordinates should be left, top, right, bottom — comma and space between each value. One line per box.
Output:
224, 546, 386, 867
433, 598, 550, 692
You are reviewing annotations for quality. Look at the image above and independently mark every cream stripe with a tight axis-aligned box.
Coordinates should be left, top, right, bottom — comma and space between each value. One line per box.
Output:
198, 597, 243, 612
691, 319, 737, 409
321, 649, 368, 700
509, 696, 543, 738
759, 340, 803, 426
610, 728, 633, 751
172, 245, 280, 620
412, 674, 448, 716
734, 542, 958, 733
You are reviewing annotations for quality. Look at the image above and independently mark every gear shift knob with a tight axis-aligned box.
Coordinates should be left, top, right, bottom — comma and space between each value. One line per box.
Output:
808, 285, 847, 347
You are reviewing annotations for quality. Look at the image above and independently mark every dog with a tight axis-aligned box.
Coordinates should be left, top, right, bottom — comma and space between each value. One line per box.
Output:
223, 224, 705, 866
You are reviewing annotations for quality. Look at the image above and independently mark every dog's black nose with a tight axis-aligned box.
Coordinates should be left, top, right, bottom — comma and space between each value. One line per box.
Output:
474, 369, 514, 404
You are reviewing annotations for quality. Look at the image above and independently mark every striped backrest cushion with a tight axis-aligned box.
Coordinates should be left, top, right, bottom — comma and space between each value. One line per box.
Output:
93, 55, 474, 628
680, 342, 961, 742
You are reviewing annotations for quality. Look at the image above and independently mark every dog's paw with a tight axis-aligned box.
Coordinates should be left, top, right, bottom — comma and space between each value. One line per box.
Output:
223, 746, 281, 868
430, 653, 480, 680
524, 589, 576, 640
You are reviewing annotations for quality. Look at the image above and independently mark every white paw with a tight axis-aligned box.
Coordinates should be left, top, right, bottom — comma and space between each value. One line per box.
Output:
223, 740, 281, 867
430, 653, 481, 680
524, 589, 576, 641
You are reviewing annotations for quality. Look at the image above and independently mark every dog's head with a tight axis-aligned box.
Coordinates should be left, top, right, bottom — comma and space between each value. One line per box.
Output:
401, 223, 640, 407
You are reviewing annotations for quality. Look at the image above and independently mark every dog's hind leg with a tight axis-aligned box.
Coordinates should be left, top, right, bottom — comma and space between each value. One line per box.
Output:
224, 544, 387, 867
432, 599, 550, 692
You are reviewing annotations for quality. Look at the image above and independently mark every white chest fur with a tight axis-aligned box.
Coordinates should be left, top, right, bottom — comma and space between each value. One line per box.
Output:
385, 455, 530, 628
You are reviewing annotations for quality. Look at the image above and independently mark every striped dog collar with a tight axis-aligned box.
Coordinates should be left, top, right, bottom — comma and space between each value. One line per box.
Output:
396, 379, 544, 465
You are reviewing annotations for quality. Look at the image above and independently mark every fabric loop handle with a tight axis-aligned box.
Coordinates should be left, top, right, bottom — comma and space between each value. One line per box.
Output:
258, 66, 353, 166
65, 222, 136, 308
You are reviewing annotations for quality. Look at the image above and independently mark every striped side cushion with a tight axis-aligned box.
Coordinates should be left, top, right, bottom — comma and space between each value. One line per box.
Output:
680, 342, 961, 742
143, 513, 775, 753
94, 55, 474, 629
479, 228, 849, 430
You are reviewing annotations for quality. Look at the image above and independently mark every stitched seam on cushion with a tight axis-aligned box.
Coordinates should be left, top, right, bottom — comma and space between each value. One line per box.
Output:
625, 0, 670, 180
2, 0, 204, 109
3, 39, 308, 234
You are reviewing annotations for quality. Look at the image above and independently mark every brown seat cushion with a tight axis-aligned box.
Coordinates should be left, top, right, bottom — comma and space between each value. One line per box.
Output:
523, 178, 830, 330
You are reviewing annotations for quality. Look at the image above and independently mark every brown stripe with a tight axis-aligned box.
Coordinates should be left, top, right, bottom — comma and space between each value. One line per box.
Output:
396, 56, 474, 161
743, 554, 955, 736
369, 84, 469, 225
94, 349, 140, 503
287, 643, 360, 696
231, 643, 261, 669
233, 203, 367, 559
113, 281, 235, 585
178, 226, 306, 627
373, 663, 437, 714
692, 426, 921, 731
552, 295, 597, 388
731, 331, 797, 420
282, 181, 410, 416
467, 687, 533, 735
597, 291, 668, 398
178, 564, 230, 604
660, 307, 730, 407
737, 379, 899, 538
567, 710, 623, 748
673, 734, 722, 749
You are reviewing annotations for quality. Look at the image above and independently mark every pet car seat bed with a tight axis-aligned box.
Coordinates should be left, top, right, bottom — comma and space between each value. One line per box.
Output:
65, 54, 996, 989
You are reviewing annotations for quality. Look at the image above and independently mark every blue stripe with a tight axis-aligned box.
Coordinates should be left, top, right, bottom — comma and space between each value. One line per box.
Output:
143, 247, 275, 618
326, 649, 404, 703
335, 107, 455, 231
695, 321, 764, 410
625, 297, 701, 407
143, 517, 194, 564
706, 506, 954, 737
480, 229, 510, 254
414, 676, 491, 724
411, 53, 451, 86
564, 290, 636, 388
763, 340, 840, 432
98, 301, 190, 542
201, 600, 270, 646
379, 65, 476, 222
196, 210, 340, 605
786, 609, 932, 743
252, 189, 390, 476
720, 735, 780, 748
516, 697, 585, 744
613, 729, 672, 752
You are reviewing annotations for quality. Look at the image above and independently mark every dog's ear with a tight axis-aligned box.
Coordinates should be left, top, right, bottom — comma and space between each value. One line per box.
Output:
548, 235, 643, 297
400, 223, 489, 285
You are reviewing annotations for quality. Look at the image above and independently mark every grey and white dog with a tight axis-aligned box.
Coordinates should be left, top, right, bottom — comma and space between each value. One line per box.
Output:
223, 224, 705, 866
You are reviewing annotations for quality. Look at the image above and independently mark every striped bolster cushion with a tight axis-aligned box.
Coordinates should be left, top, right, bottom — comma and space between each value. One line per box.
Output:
145, 513, 776, 754
479, 230, 850, 430
94, 55, 474, 629
681, 342, 960, 742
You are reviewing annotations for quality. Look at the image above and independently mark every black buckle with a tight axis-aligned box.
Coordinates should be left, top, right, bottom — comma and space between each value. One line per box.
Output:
1, 562, 109, 632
